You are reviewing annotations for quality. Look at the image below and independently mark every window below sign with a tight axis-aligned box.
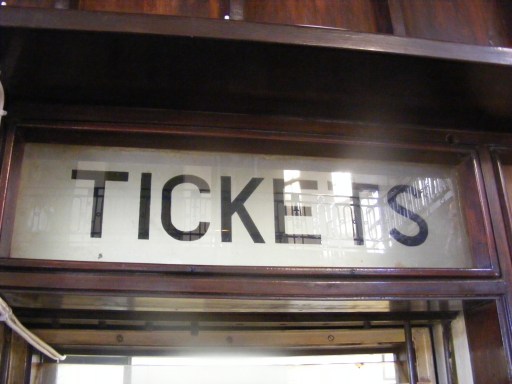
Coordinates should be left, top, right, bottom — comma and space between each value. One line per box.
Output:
46, 354, 399, 384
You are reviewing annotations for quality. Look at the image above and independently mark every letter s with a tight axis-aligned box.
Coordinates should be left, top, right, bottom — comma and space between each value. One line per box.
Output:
387, 185, 428, 247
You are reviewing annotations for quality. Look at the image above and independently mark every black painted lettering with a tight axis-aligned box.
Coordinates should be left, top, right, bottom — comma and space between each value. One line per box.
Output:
138, 173, 152, 240
221, 176, 264, 243
273, 179, 321, 244
327, 181, 379, 246
161, 175, 210, 241
387, 185, 428, 247
351, 183, 379, 246
71, 170, 129, 238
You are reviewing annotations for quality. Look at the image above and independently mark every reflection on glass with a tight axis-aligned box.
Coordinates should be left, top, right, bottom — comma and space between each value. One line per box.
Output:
12, 144, 472, 268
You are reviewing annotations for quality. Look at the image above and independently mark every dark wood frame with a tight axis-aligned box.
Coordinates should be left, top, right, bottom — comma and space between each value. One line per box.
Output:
0, 114, 500, 280
492, 149, 512, 252
1, 7, 512, 65
478, 148, 512, 376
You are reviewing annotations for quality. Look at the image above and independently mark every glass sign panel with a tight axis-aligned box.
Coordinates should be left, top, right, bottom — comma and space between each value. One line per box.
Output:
11, 143, 472, 268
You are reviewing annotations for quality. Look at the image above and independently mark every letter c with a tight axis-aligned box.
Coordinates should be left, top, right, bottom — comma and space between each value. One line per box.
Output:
161, 175, 210, 241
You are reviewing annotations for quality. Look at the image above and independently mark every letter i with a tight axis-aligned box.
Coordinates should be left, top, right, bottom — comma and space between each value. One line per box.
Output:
138, 173, 152, 239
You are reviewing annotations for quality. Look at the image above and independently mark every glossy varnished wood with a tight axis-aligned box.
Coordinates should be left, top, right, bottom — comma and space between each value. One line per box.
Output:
396, 0, 512, 47
2, 0, 67, 8
455, 154, 498, 271
487, 150, 512, 371
32, 328, 407, 349
4, 0, 512, 48
0, 270, 506, 298
243, 0, 391, 33
465, 301, 511, 383
1, 8, 512, 65
9, 104, 512, 147
2, 292, 467, 313
0, 326, 31, 384
13, 308, 459, 324
79, 0, 228, 19
1, 18, 512, 132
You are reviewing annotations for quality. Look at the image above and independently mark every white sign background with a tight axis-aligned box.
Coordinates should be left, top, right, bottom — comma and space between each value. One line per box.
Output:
11, 144, 472, 268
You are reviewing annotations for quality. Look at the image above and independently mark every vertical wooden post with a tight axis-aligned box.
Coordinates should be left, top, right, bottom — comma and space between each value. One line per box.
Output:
0, 325, 11, 384
404, 321, 418, 384
0, 324, 32, 384
441, 321, 455, 384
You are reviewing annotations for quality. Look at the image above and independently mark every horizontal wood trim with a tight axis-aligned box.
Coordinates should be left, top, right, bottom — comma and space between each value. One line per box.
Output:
14, 122, 476, 169
0, 271, 506, 298
1, 7, 512, 65
34, 328, 405, 347
15, 309, 459, 323
10, 104, 512, 148
0, 258, 498, 278
17, 120, 475, 153
2, 291, 467, 313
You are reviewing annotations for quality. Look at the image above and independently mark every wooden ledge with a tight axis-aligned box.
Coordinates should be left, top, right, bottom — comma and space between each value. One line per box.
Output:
1, 7, 512, 65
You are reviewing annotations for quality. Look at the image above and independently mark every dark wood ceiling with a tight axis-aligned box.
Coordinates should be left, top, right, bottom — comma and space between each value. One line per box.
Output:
1, 8, 512, 132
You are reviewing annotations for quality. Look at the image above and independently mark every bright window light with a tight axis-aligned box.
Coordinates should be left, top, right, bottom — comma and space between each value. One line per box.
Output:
331, 172, 353, 202
54, 354, 397, 384
57, 365, 124, 384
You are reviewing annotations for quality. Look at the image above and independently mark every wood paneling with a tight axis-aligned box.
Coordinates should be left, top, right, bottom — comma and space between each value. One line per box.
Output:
0, 326, 31, 384
464, 301, 510, 384
5, 332, 30, 384
0, 325, 9, 384
2, 0, 68, 8
243, 0, 392, 33
395, 0, 512, 47
4, 291, 465, 314
3, 0, 229, 18
456, 155, 497, 270
0, 269, 506, 297
79, 0, 228, 18
501, 164, 512, 220
2, 25, 512, 132
2, 8, 512, 64
3, 1, 512, 46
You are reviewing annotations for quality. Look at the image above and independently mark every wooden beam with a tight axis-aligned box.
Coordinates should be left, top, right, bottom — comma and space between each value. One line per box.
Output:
33, 328, 405, 348
0, 325, 31, 384
1, 8, 512, 65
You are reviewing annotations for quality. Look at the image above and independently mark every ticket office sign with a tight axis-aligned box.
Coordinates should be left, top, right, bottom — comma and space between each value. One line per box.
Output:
10, 143, 472, 269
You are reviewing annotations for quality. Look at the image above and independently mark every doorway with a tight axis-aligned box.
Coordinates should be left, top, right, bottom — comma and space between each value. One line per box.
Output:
0, 294, 492, 384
